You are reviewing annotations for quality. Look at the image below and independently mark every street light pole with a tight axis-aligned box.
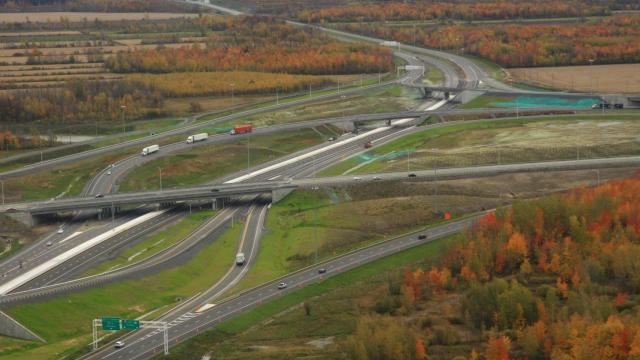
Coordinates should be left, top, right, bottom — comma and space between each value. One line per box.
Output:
158, 167, 163, 191
120, 105, 126, 134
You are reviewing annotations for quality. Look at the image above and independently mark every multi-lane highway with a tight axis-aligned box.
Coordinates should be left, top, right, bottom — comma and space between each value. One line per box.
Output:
86, 213, 483, 360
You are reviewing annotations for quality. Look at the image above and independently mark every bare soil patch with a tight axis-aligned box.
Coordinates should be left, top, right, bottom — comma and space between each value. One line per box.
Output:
510, 64, 640, 94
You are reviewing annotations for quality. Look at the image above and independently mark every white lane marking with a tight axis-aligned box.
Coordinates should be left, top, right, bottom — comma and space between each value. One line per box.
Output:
59, 231, 84, 244
0, 210, 167, 295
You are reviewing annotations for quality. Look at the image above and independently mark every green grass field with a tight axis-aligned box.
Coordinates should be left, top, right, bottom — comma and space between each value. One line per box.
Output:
83, 210, 217, 276
3, 219, 242, 359
119, 128, 325, 192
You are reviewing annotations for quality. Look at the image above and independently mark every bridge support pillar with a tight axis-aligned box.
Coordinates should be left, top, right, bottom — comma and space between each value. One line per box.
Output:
5, 212, 36, 227
98, 206, 120, 220
159, 202, 175, 209
422, 88, 433, 99
272, 188, 294, 203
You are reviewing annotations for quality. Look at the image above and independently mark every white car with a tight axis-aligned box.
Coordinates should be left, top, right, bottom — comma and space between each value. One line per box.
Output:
46, 241, 53, 246
114, 341, 125, 348
57, 228, 64, 234
277, 282, 287, 290
353, 177, 362, 181
107, 170, 112, 175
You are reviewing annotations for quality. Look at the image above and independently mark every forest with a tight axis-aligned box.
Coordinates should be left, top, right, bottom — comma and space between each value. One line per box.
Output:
296, 1, 609, 24
337, 15, 640, 67
347, 176, 640, 359
106, 16, 393, 75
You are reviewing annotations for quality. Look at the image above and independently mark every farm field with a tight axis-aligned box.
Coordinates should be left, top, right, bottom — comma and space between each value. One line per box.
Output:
509, 63, 640, 94
0, 12, 198, 23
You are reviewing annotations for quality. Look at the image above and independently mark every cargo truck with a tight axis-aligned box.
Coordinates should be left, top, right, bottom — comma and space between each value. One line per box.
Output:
230, 124, 253, 135
235, 253, 246, 266
186, 133, 209, 144
141, 144, 159, 156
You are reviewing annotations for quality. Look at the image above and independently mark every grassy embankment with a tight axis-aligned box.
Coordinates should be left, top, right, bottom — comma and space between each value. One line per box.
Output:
319, 115, 640, 176
1, 212, 240, 360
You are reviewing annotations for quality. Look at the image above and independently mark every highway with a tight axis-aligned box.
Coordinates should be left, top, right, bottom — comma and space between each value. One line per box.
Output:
87, 212, 483, 360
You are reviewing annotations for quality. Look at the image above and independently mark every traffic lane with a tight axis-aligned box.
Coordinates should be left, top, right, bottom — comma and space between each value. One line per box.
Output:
100, 215, 480, 360
293, 156, 640, 188
27, 212, 185, 288
13, 210, 181, 292
0, 213, 140, 281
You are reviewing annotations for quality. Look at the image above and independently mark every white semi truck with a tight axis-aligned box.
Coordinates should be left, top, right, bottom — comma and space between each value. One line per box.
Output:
141, 144, 160, 156
186, 133, 209, 144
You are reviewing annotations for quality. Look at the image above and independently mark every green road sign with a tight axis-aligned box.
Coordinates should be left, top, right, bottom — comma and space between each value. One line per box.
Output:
101, 317, 121, 331
122, 319, 140, 330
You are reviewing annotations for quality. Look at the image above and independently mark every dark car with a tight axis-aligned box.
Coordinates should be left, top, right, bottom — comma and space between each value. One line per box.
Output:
418, 234, 427, 240
211, 188, 220, 192
408, 173, 417, 178
614, 103, 624, 109
318, 268, 327, 274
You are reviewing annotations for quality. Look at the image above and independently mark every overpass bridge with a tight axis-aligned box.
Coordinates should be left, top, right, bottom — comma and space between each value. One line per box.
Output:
5, 155, 640, 225
0, 182, 296, 225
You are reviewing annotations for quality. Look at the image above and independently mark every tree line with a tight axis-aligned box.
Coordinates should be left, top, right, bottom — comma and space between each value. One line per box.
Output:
0, 80, 163, 126
105, 16, 393, 75
296, 1, 609, 24
338, 15, 640, 67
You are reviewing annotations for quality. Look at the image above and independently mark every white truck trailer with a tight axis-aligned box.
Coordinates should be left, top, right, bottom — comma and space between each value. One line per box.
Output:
186, 133, 209, 144
141, 144, 160, 156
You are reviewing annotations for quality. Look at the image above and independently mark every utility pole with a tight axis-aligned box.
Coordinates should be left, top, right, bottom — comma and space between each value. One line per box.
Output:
230, 83, 235, 102
1, 180, 4, 205
309, 83, 312, 97
247, 134, 250, 172
276, 89, 279, 105
158, 167, 163, 191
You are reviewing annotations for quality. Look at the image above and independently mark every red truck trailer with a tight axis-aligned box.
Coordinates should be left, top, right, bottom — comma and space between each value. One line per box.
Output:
230, 124, 253, 135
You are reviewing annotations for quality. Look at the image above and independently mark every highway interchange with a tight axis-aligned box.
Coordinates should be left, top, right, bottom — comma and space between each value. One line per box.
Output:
0, 1, 638, 359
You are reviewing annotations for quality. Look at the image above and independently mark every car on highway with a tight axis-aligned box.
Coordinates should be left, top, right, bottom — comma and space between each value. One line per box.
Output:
57, 228, 64, 234
277, 282, 287, 289
107, 170, 112, 175
373, 176, 382, 181
318, 268, 327, 274
211, 188, 220, 192
353, 176, 362, 181
328, 137, 335, 141
614, 103, 624, 109
591, 103, 611, 109
418, 234, 427, 240
46, 240, 53, 246
408, 173, 417, 178
95, 194, 104, 198
114, 341, 125, 349
235, 253, 246, 266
